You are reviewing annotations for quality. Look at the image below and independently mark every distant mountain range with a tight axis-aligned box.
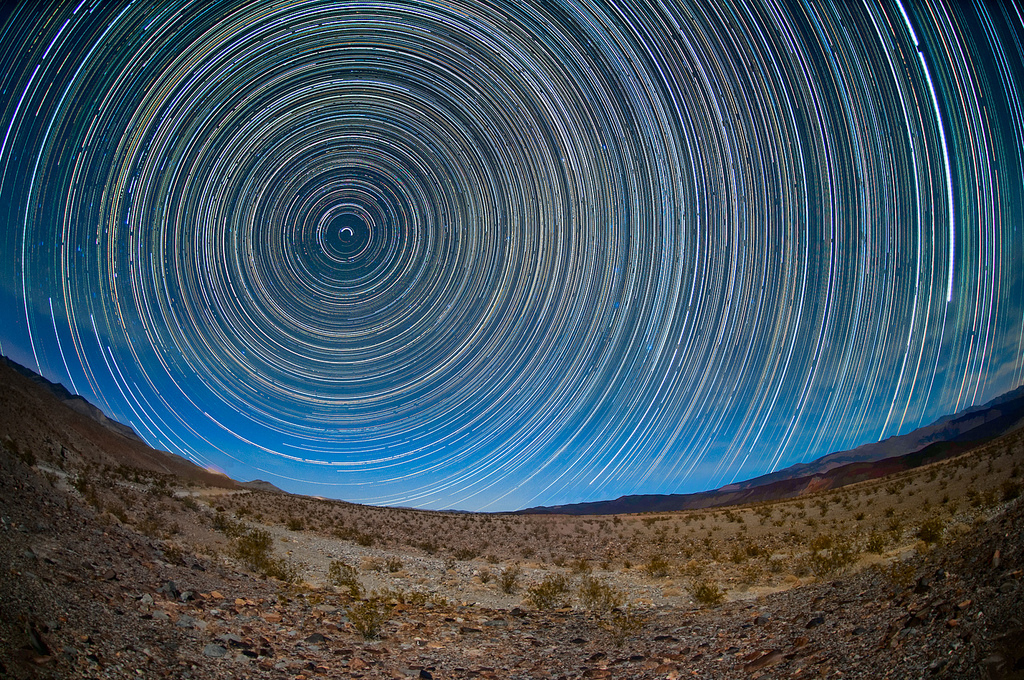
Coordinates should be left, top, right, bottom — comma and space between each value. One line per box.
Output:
519, 383, 1024, 515
5, 354, 1022, 516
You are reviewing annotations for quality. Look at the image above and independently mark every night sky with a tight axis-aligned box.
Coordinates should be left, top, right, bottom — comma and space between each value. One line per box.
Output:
1, 0, 1022, 512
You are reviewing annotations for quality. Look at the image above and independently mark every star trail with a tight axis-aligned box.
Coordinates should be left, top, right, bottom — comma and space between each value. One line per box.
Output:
1, 0, 1022, 511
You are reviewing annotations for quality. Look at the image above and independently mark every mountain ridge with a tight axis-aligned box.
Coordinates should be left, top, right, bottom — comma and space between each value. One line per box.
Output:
520, 383, 1024, 515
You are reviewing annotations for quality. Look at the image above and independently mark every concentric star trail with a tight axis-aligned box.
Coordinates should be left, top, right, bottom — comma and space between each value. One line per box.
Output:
1, 0, 1022, 511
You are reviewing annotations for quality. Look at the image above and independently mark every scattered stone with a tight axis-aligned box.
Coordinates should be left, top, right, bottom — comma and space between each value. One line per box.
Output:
805, 616, 825, 629
202, 644, 227, 658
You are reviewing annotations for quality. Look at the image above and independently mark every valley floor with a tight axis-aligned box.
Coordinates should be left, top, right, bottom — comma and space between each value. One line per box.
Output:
3, 435, 1024, 680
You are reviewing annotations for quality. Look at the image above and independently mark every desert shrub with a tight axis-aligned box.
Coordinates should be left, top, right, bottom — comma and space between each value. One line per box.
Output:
327, 560, 363, 598
526, 573, 572, 610
642, 555, 671, 579
884, 560, 916, 589
808, 533, 859, 577
212, 512, 245, 538
286, 517, 304, 531
916, 517, 945, 545
345, 598, 390, 639
578, 576, 625, 612
414, 539, 438, 554
453, 547, 477, 561
498, 565, 521, 594
688, 578, 725, 607
234, 528, 299, 582
603, 608, 648, 646
385, 556, 404, 573
570, 557, 592, 574
1002, 479, 1022, 502
866, 532, 887, 554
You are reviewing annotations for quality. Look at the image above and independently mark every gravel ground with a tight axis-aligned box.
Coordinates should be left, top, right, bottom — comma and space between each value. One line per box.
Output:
3, 442, 1023, 680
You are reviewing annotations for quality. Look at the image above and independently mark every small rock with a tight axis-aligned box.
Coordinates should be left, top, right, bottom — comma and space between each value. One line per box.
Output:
654, 634, 679, 642
26, 624, 50, 656
992, 550, 1001, 569
210, 591, 224, 599
754, 614, 771, 625
179, 590, 195, 602
305, 633, 326, 644
158, 581, 179, 600
152, 611, 169, 622
805, 616, 825, 629
419, 670, 433, 680
744, 650, 784, 672
175, 615, 196, 629
263, 612, 282, 623
904, 615, 926, 629
140, 593, 154, 606
220, 634, 248, 648
202, 644, 227, 658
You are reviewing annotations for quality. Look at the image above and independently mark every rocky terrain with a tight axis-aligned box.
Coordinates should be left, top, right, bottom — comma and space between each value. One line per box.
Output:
2, 359, 1023, 679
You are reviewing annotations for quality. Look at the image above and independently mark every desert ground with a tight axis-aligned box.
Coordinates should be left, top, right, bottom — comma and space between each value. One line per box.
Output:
2, 362, 1023, 678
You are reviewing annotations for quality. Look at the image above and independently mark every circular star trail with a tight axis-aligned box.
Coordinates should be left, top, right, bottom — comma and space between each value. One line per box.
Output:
1, 0, 1022, 511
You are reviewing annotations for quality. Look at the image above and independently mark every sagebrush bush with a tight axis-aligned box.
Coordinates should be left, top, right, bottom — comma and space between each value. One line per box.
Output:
327, 559, 363, 598
345, 598, 390, 639
526, 573, 572, 610
603, 608, 647, 646
916, 517, 945, 545
578, 576, 625, 612
688, 578, 725, 607
808, 533, 859, 577
642, 555, 671, 579
234, 528, 299, 582
498, 565, 521, 594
